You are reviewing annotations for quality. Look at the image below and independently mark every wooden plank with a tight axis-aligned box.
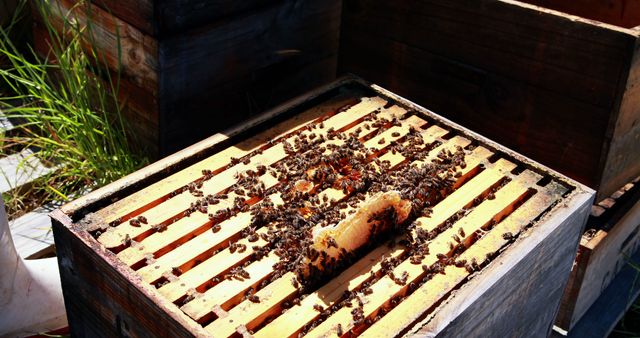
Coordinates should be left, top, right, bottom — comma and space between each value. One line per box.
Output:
245, 137, 483, 337
556, 177, 640, 331
417, 158, 516, 233
157, 0, 341, 154
339, 30, 608, 190
253, 146, 494, 337
137, 118, 441, 284
159, 0, 339, 99
415, 194, 591, 337
304, 169, 542, 337
180, 252, 281, 318
154, 122, 449, 304
251, 245, 405, 338
42, 0, 158, 93
154, 0, 278, 34
159, 55, 339, 155
50, 211, 209, 337
563, 199, 640, 330
90, 92, 354, 223
89, 1, 317, 36
339, 0, 640, 200
0, 149, 53, 193
137, 211, 266, 284
363, 181, 566, 337
599, 37, 640, 201
94, 95, 383, 237
161, 116, 437, 309
254, 144, 491, 336
47, 79, 596, 337
89, 0, 154, 35
518, 0, 640, 29
209, 271, 300, 335
103, 101, 409, 253
341, 0, 631, 107
560, 247, 640, 338
59, 78, 360, 217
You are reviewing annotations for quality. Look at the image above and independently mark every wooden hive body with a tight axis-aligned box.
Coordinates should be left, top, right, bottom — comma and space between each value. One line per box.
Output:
339, 0, 640, 201
556, 177, 640, 333
33, 0, 340, 156
50, 78, 594, 337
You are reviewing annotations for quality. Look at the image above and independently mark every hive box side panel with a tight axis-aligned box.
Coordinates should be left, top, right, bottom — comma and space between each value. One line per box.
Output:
31, 0, 160, 155
338, 0, 638, 200
89, 0, 291, 36
518, 0, 640, 28
51, 213, 206, 337
412, 191, 593, 337
554, 240, 592, 331
155, 0, 282, 35
157, 0, 341, 154
89, 0, 155, 35
600, 37, 640, 201
565, 200, 640, 330
40, 0, 159, 94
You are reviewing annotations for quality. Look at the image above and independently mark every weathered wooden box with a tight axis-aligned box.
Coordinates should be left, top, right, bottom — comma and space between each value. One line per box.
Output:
33, 0, 340, 155
556, 177, 640, 333
339, 0, 640, 201
50, 78, 593, 337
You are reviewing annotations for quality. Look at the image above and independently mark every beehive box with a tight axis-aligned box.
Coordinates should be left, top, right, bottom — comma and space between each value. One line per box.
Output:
33, 0, 340, 155
556, 177, 640, 333
339, 0, 640, 201
50, 78, 594, 337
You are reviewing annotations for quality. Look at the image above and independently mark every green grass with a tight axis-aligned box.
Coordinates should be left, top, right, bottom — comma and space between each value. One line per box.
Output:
0, 0, 147, 218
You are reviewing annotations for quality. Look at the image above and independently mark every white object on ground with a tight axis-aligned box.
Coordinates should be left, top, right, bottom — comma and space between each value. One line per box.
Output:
0, 149, 53, 193
10, 206, 57, 260
0, 198, 67, 337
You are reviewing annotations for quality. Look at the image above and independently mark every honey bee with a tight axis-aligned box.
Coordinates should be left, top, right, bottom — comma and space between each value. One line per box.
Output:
502, 232, 514, 240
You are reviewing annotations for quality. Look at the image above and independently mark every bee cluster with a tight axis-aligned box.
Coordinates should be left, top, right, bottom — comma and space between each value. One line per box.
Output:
200, 110, 480, 331
206, 108, 482, 330
101, 101, 516, 334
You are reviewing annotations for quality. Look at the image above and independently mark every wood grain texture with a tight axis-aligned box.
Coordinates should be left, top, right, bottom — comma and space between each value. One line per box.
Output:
49, 78, 596, 337
413, 187, 593, 337
159, 56, 338, 155
59, 78, 357, 218
42, 0, 158, 93
154, 0, 279, 35
339, 0, 640, 200
520, 0, 640, 28
89, 0, 285, 35
37, 0, 340, 157
51, 210, 208, 338
89, 0, 154, 35
556, 199, 640, 331
599, 37, 640, 203
31, 19, 159, 155
158, 0, 340, 154
560, 247, 640, 338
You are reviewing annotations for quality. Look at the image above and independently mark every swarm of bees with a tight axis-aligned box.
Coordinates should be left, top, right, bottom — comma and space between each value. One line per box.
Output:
107, 104, 519, 333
